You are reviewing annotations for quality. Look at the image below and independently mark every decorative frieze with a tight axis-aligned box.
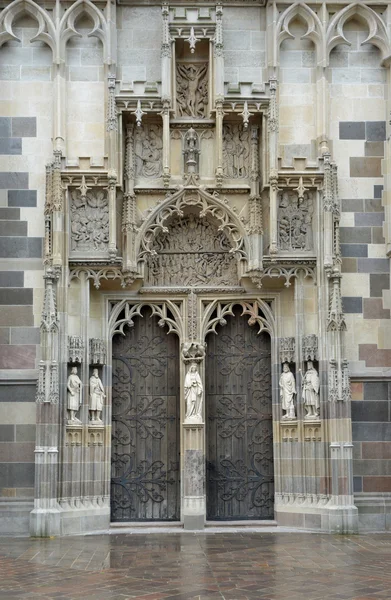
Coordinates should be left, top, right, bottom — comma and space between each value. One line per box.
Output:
68, 336, 84, 364
279, 337, 295, 364
302, 334, 318, 362
89, 339, 107, 366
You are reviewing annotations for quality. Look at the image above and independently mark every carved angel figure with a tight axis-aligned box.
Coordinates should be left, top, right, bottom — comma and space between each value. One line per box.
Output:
184, 362, 203, 423
279, 362, 296, 420
302, 361, 320, 419
176, 63, 208, 118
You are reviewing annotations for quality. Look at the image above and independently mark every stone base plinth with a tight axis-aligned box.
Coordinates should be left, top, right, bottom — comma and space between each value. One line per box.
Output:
183, 423, 205, 530
276, 502, 358, 533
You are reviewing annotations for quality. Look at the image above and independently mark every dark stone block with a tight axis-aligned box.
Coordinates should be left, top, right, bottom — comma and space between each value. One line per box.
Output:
0, 172, 28, 189
0, 207, 20, 220
340, 227, 371, 243
11, 117, 36, 138
341, 258, 357, 273
0, 288, 32, 305
342, 296, 363, 313
0, 328, 9, 344
339, 121, 365, 139
363, 298, 390, 320
358, 258, 389, 274
0, 221, 27, 236
355, 212, 384, 226
0, 345, 36, 369
374, 185, 384, 199
0, 463, 34, 487
0, 272, 23, 287
341, 244, 368, 258
0, 425, 14, 442
353, 422, 391, 441
0, 306, 33, 327
372, 227, 385, 244
7, 190, 36, 207
15, 425, 36, 442
370, 274, 390, 297
365, 198, 384, 212
0, 238, 42, 258
363, 381, 389, 401
350, 157, 382, 178
365, 141, 385, 157
0, 138, 22, 155
0, 384, 36, 402
10, 327, 40, 345
0, 117, 11, 138
366, 121, 386, 142
351, 401, 388, 422
353, 476, 362, 492
341, 198, 364, 212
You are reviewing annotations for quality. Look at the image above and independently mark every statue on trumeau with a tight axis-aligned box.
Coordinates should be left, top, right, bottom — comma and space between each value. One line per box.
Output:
184, 362, 203, 424
89, 368, 106, 423
302, 361, 320, 419
279, 362, 296, 420
67, 366, 82, 424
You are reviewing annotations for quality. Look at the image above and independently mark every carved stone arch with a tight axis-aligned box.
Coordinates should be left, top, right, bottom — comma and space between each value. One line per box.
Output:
275, 3, 324, 67
326, 3, 390, 63
201, 298, 276, 342
108, 300, 184, 341
0, 0, 56, 56
136, 187, 249, 264
59, 0, 109, 64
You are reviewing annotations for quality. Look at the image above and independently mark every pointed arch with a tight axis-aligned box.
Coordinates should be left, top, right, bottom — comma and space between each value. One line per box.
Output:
275, 3, 324, 67
0, 0, 56, 56
326, 3, 390, 62
135, 187, 250, 264
59, 0, 109, 64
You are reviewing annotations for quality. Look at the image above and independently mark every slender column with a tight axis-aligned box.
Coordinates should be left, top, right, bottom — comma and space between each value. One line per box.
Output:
215, 97, 224, 187
248, 125, 263, 271
384, 60, 391, 256
268, 77, 279, 256
123, 124, 137, 273
323, 154, 334, 272
162, 99, 171, 187
214, 4, 224, 99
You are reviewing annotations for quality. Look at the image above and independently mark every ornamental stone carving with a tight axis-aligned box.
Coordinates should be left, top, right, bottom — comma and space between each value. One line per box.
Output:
134, 124, 163, 179
302, 361, 320, 419
279, 337, 295, 364
144, 212, 238, 287
181, 341, 205, 363
280, 362, 296, 420
68, 336, 84, 364
176, 63, 208, 119
278, 190, 314, 251
89, 338, 107, 366
70, 189, 109, 253
184, 362, 203, 424
223, 124, 250, 179
302, 334, 318, 362
67, 366, 82, 425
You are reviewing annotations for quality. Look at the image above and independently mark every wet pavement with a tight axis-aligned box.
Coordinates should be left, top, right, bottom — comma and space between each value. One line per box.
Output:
1, 530, 391, 599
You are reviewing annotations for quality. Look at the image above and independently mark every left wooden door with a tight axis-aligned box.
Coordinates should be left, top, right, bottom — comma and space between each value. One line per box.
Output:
111, 306, 180, 522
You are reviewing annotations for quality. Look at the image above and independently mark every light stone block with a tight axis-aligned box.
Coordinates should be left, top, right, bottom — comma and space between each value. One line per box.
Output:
0, 403, 36, 425
368, 244, 387, 259
341, 274, 370, 298
122, 66, 147, 82
223, 7, 262, 30
280, 68, 310, 84
339, 212, 355, 227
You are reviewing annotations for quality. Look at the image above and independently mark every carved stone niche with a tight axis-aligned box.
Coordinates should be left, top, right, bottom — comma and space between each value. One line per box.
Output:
144, 207, 238, 288
176, 62, 208, 119
68, 336, 84, 364
89, 338, 107, 366
223, 123, 251, 179
70, 188, 109, 256
279, 337, 295, 364
277, 189, 314, 252
134, 123, 163, 181
302, 334, 318, 362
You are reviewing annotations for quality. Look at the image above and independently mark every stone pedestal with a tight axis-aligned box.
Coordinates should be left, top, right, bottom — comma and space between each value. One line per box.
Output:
183, 423, 205, 530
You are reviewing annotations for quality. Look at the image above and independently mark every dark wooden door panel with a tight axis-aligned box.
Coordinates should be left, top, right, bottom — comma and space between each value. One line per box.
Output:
206, 306, 274, 520
111, 306, 180, 521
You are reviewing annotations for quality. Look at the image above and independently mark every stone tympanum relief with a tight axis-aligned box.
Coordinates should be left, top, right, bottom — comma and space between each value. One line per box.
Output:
70, 189, 109, 253
134, 124, 162, 178
67, 366, 82, 424
184, 362, 203, 424
302, 361, 320, 419
223, 124, 250, 179
280, 362, 296, 420
144, 212, 237, 287
278, 190, 314, 251
176, 63, 208, 119
89, 368, 105, 424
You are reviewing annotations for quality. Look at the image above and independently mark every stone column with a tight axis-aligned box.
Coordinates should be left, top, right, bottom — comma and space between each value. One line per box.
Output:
248, 125, 263, 271
215, 97, 224, 187
268, 77, 279, 255
162, 98, 171, 187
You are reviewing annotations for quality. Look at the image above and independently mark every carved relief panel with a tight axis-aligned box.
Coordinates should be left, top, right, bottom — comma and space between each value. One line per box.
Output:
277, 190, 314, 252
223, 124, 251, 179
176, 63, 208, 119
134, 124, 163, 180
70, 188, 109, 255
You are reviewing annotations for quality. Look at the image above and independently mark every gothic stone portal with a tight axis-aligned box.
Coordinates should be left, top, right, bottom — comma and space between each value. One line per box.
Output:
111, 307, 180, 522
206, 307, 274, 520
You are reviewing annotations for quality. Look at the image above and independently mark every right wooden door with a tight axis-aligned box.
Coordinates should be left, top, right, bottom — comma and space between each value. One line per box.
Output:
206, 306, 274, 520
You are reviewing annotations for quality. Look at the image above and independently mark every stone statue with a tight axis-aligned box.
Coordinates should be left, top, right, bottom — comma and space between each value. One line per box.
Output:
184, 362, 203, 423
279, 362, 296, 420
302, 361, 320, 419
134, 124, 162, 178
89, 368, 106, 423
67, 366, 82, 424
176, 63, 208, 118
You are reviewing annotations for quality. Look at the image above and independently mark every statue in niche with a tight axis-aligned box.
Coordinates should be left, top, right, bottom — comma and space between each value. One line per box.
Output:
176, 63, 208, 118
184, 127, 200, 175
144, 213, 237, 287
89, 368, 106, 423
184, 362, 203, 423
302, 361, 320, 419
67, 366, 82, 424
70, 190, 109, 253
279, 362, 296, 420
134, 125, 162, 178
223, 124, 250, 178
278, 190, 314, 251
